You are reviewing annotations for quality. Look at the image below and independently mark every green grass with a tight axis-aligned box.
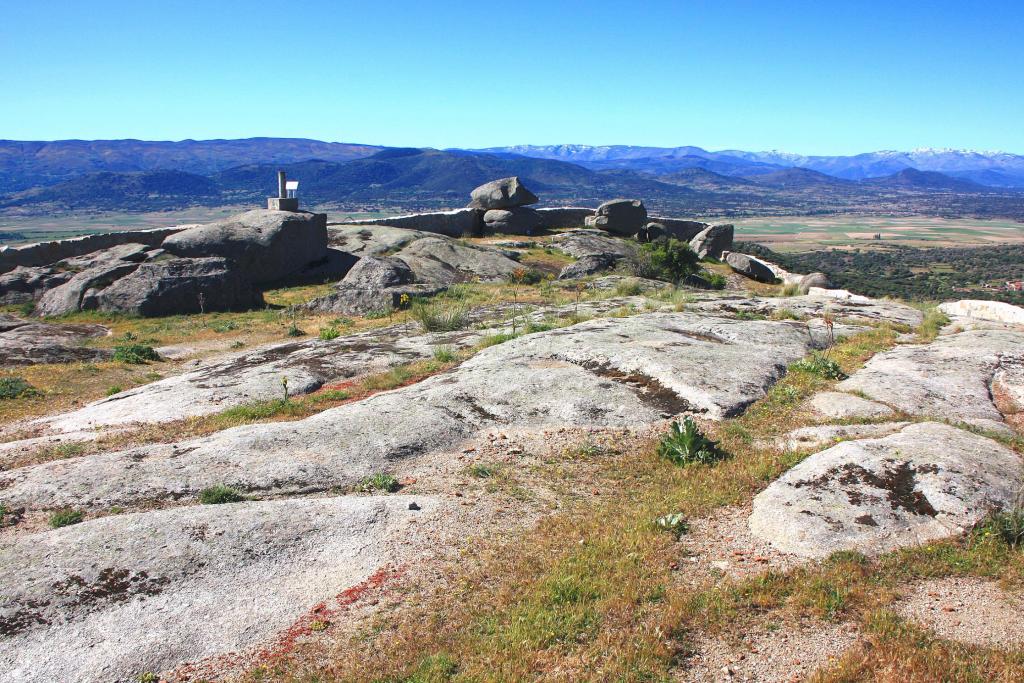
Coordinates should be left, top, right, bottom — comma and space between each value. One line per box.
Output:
113, 343, 160, 364
319, 326, 342, 340
411, 297, 470, 332
48, 509, 84, 528
0, 376, 39, 400
359, 473, 400, 493
791, 352, 847, 380
199, 485, 246, 504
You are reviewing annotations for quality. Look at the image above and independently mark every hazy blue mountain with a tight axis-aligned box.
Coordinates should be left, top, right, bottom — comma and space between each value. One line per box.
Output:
0, 138, 384, 192
0, 170, 219, 210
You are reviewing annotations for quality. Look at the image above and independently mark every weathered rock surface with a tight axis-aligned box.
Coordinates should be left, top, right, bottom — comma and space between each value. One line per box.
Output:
0, 496, 437, 683
838, 329, 1024, 433
558, 254, 618, 279
1, 312, 843, 512
468, 177, 539, 209
482, 207, 543, 235
689, 224, 734, 259
328, 225, 431, 257
162, 209, 327, 284
939, 299, 1024, 326
548, 229, 636, 261
95, 257, 262, 316
686, 293, 924, 328
34, 261, 142, 317
585, 199, 648, 235
777, 422, 911, 452
724, 252, 777, 283
399, 237, 521, 282
0, 315, 112, 365
808, 391, 895, 420
635, 222, 666, 243
0, 266, 72, 304
344, 209, 484, 238
750, 423, 1023, 558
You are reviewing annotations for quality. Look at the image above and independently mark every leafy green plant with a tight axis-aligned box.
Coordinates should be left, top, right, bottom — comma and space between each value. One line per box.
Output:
138, 673, 159, 683
467, 463, 498, 478
106, 385, 123, 396
49, 509, 84, 528
0, 376, 39, 400
364, 308, 392, 320
987, 505, 1024, 547
657, 417, 726, 467
505, 268, 543, 285
359, 473, 400, 493
411, 297, 470, 332
433, 345, 458, 362
113, 343, 160, 364
629, 238, 700, 283
319, 326, 341, 340
199, 485, 246, 504
791, 352, 847, 380
286, 321, 306, 337
654, 512, 690, 537
702, 271, 727, 290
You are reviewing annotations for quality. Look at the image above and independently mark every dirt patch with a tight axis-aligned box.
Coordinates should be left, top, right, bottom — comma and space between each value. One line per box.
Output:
675, 618, 860, 682
896, 577, 1024, 648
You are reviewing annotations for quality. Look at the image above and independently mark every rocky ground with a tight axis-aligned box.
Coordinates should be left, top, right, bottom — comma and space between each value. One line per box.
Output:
2, 192, 1023, 682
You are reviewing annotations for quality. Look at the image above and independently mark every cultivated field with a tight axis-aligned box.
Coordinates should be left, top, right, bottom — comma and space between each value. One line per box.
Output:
730, 215, 1024, 251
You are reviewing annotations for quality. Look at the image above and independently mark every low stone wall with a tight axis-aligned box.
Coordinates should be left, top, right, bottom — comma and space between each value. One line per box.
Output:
650, 217, 709, 241
344, 208, 484, 238
0, 228, 185, 274
536, 207, 594, 228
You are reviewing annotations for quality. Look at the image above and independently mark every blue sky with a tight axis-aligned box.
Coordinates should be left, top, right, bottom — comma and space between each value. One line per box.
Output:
2, 0, 1022, 154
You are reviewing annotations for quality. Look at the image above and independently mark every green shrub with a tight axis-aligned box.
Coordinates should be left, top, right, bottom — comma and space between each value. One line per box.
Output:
791, 353, 847, 380
285, 321, 306, 337
364, 308, 392, 320
106, 385, 123, 396
18, 301, 35, 316
319, 326, 341, 340
138, 673, 159, 683
702, 271, 727, 290
654, 512, 690, 537
359, 473, 400, 493
0, 376, 39, 400
630, 238, 700, 283
918, 307, 950, 341
432, 345, 458, 362
199, 485, 246, 504
614, 278, 645, 297
411, 297, 470, 332
988, 507, 1024, 547
113, 343, 160, 364
467, 463, 497, 478
657, 417, 726, 467
505, 268, 543, 285
49, 509, 84, 528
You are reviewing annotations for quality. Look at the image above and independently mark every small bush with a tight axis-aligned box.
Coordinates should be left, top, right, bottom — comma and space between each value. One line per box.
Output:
988, 507, 1024, 547
319, 326, 341, 340
209, 320, 237, 333
657, 417, 726, 467
630, 238, 700, 283
332, 316, 355, 327
49, 509, 84, 528
791, 352, 847, 380
770, 308, 803, 321
113, 343, 160, 364
199, 485, 246, 504
18, 301, 35, 316
364, 308, 392, 320
411, 297, 470, 332
0, 376, 39, 400
654, 512, 690, 537
138, 673, 158, 683
614, 278, 644, 297
106, 385, 123, 396
432, 345, 458, 362
360, 473, 400, 493
702, 271, 727, 290
286, 321, 306, 337
505, 269, 543, 285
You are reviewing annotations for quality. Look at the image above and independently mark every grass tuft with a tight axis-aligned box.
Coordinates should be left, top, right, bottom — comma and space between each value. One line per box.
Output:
199, 485, 246, 504
48, 508, 84, 528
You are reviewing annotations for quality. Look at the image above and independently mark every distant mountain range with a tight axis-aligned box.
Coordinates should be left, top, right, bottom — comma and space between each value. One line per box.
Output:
477, 145, 1024, 187
1, 138, 1023, 219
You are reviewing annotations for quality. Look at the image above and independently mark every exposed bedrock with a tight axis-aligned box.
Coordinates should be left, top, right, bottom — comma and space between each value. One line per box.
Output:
837, 328, 1024, 434
0, 312, 845, 512
0, 496, 436, 683
750, 422, 1023, 558
0, 314, 112, 365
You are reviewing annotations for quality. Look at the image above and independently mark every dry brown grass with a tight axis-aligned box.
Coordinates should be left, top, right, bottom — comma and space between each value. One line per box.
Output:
238, 325, 1008, 683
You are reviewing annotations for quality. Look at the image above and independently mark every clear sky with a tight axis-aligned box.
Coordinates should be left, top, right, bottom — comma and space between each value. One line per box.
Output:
2, 0, 1022, 154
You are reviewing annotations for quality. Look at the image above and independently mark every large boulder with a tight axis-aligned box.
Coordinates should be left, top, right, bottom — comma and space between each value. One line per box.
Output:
689, 224, 734, 259
468, 177, 539, 210
162, 209, 327, 284
483, 207, 543, 235
725, 252, 777, 283
558, 254, 618, 280
95, 258, 262, 317
397, 237, 521, 282
799, 272, 831, 292
35, 261, 143, 317
549, 230, 636, 261
0, 266, 72, 305
939, 300, 1024, 326
750, 423, 1023, 558
585, 199, 648, 236
303, 256, 441, 316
